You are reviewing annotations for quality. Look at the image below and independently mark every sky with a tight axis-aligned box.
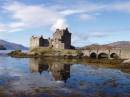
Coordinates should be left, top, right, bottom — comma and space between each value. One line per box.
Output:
0, 0, 130, 47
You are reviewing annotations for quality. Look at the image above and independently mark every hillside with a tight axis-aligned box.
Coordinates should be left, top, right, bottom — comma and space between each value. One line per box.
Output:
107, 41, 130, 48
81, 41, 130, 50
81, 44, 112, 50
0, 39, 28, 50
0, 45, 6, 50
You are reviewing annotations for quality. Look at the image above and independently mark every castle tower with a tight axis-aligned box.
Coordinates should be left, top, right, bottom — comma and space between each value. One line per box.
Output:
30, 36, 49, 49
51, 28, 71, 49
30, 36, 41, 49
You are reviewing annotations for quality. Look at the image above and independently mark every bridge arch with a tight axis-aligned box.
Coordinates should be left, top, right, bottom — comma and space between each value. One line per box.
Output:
110, 53, 119, 59
90, 52, 97, 59
98, 53, 108, 59
83, 49, 122, 59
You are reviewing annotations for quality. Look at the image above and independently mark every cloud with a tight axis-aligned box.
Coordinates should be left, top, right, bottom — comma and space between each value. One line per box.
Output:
0, 23, 23, 32
60, 3, 106, 16
51, 19, 68, 31
89, 32, 109, 38
111, 2, 130, 13
79, 14, 95, 21
0, 2, 66, 32
72, 32, 109, 46
59, 1, 130, 16
60, 9, 84, 16
0, 0, 130, 33
1, 1, 104, 32
81, 32, 109, 40
0, 24, 8, 32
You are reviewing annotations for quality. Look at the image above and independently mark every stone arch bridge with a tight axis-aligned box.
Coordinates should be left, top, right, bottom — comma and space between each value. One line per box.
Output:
82, 49, 130, 59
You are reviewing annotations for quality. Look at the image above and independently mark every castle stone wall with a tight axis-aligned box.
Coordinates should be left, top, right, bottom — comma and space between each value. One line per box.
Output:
30, 28, 72, 49
30, 36, 49, 49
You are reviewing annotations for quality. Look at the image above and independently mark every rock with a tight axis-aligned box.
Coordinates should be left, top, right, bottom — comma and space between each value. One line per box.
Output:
122, 59, 130, 64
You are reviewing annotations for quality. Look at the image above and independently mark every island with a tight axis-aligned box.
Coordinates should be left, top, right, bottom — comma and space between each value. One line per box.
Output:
8, 28, 84, 58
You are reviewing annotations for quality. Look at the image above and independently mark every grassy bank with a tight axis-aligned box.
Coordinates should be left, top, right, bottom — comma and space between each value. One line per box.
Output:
8, 50, 34, 58
8, 47, 84, 58
30, 47, 83, 57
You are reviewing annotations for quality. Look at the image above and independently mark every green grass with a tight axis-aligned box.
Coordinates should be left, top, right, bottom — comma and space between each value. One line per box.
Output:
30, 47, 83, 57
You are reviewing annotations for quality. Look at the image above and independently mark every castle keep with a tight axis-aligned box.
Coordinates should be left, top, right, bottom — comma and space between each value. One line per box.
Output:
30, 28, 72, 49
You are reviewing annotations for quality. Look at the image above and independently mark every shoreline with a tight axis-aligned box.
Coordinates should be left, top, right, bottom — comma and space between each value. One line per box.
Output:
7, 50, 125, 65
7, 49, 85, 58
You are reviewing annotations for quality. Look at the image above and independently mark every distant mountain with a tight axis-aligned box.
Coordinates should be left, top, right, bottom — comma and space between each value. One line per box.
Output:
0, 45, 6, 50
0, 39, 28, 50
107, 41, 130, 48
80, 44, 112, 50
80, 41, 130, 50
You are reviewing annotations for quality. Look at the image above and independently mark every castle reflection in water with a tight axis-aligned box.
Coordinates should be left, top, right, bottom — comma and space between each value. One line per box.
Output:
29, 58, 71, 82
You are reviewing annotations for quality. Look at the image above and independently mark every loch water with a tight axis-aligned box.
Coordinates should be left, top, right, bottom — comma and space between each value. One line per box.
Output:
0, 52, 130, 97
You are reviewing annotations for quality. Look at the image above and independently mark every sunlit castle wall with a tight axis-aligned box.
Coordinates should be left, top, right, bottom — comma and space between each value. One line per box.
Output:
30, 36, 41, 49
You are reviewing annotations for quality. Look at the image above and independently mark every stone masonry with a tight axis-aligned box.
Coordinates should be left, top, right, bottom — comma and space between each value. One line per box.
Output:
30, 28, 71, 49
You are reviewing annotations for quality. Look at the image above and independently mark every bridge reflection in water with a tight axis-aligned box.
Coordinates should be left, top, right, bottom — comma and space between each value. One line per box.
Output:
29, 58, 71, 82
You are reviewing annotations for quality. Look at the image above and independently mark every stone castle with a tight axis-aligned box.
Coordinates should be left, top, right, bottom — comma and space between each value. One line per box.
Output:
30, 28, 72, 49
